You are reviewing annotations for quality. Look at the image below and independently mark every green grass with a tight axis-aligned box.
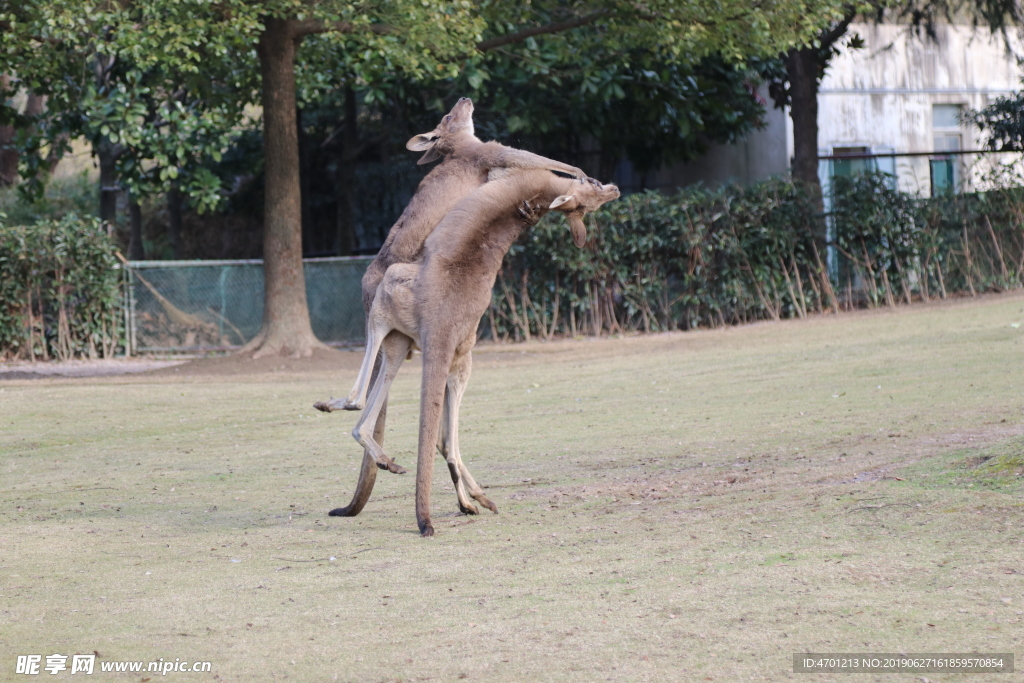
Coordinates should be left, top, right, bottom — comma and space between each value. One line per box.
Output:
898, 436, 1024, 495
2, 293, 1024, 682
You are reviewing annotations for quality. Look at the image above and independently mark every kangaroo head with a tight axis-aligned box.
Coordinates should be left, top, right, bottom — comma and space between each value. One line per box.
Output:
406, 98, 477, 165
549, 178, 620, 248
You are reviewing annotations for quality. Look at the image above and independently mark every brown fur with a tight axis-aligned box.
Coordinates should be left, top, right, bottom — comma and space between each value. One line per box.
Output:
359, 98, 584, 313
316, 98, 585, 517
346, 169, 619, 535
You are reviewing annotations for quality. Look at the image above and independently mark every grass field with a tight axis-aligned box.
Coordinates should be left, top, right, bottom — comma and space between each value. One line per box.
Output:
2, 293, 1023, 682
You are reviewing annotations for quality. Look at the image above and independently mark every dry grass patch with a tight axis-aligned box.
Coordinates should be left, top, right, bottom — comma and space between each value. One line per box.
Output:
2, 292, 1023, 681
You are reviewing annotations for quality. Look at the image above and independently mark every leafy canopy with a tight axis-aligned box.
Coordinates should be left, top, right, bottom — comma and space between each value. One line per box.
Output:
2, 0, 855, 208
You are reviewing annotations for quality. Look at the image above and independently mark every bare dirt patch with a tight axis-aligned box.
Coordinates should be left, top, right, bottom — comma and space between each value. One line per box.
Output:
145, 346, 361, 378
0, 357, 186, 380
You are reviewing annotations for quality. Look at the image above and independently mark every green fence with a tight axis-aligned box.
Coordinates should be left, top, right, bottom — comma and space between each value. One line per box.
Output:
124, 257, 372, 353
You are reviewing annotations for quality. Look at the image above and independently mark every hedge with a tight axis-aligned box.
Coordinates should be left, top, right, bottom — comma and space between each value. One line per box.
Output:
0, 213, 123, 360
485, 174, 1024, 341
3, 173, 1022, 358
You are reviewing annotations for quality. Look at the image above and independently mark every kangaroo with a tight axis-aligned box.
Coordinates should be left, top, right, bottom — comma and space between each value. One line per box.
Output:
362, 97, 585, 318
316, 98, 585, 516
342, 169, 619, 535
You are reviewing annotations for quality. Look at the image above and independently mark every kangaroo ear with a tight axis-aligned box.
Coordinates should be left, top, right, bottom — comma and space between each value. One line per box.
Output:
416, 146, 443, 165
568, 216, 587, 248
550, 194, 578, 210
406, 133, 438, 152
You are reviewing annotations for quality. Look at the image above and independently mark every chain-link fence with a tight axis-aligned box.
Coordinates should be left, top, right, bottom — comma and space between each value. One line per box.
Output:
124, 256, 372, 353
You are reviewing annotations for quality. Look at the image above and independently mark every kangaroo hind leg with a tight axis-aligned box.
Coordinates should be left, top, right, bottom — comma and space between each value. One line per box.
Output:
439, 382, 479, 515
351, 334, 412, 474
443, 351, 497, 514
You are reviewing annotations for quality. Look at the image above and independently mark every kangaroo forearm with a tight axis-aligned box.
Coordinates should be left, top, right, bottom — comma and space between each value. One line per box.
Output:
493, 147, 584, 179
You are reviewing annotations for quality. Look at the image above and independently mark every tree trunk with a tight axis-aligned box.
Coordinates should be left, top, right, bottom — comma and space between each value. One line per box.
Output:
97, 138, 121, 226
0, 124, 16, 186
335, 84, 358, 256
128, 195, 145, 261
0, 75, 17, 186
167, 183, 183, 259
297, 105, 313, 255
785, 46, 822, 205
784, 13, 856, 214
242, 17, 327, 358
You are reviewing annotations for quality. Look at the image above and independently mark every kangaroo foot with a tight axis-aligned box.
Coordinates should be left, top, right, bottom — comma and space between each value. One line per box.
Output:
458, 501, 480, 515
313, 397, 348, 413
375, 459, 407, 474
474, 494, 498, 513
419, 521, 434, 537
341, 399, 363, 411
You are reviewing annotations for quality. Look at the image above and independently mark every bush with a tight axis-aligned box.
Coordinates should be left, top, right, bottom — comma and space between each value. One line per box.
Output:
485, 173, 1024, 341
0, 213, 123, 360
487, 178, 832, 341
833, 173, 1024, 306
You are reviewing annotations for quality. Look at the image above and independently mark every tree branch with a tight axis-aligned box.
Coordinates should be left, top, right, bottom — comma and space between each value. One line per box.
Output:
476, 11, 609, 52
820, 7, 858, 47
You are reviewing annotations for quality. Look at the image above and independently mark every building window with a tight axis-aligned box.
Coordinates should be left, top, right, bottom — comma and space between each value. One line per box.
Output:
831, 146, 873, 177
824, 145, 896, 187
931, 104, 963, 194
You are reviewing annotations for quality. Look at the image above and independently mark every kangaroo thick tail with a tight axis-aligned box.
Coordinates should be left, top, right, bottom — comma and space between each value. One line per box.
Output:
329, 359, 388, 517
328, 450, 377, 516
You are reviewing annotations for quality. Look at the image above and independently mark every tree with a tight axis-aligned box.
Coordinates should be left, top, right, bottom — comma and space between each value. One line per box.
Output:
243, 0, 855, 358
0, 1, 254, 242
6, 0, 854, 357
767, 6, 864, 205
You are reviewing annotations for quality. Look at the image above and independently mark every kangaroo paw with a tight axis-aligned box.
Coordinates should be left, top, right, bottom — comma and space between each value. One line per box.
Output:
419, 520, 435, 537
517, 199, 543, 226
459, 501, 480, 515
342, 400, 363, 411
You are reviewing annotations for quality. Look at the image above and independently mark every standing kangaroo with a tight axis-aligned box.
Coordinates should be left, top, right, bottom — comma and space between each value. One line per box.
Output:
341, 169, 619, 535
317, 98, 585, 517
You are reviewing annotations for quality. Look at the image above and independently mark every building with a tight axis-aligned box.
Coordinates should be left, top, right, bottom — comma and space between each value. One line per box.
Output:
624, 23, 1024, 196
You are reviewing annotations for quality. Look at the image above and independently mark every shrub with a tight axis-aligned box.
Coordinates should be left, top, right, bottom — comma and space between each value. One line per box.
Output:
0, 213, 123, 360
485, 173, 1024, 340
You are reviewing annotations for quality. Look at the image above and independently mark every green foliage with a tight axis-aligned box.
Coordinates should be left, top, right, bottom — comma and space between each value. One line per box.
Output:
0, 172, 95, 225
4, 0, 855, 197
831, 173, 920, 307
488, 178, 831, 341
467, 49, 777, 175
835, 171, 1024, 302
475, 0, 852, 65
0, 212, 122, 360
966, 90, 1024, 152
486, 173, 1024, 341
2, 0, 258, 209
